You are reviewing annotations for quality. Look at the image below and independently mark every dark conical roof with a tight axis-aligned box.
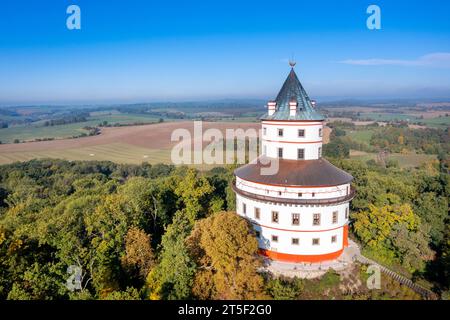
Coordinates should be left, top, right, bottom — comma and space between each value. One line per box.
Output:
262, 68, 325, 121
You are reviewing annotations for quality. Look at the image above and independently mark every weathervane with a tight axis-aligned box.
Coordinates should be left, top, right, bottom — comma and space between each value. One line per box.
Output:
289, 59, 296, 68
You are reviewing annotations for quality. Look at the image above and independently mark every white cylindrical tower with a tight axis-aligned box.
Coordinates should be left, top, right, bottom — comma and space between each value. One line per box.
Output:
233, 66, 355, 263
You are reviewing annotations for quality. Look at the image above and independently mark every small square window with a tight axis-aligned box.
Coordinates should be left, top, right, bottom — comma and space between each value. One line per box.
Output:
312, 238, 320, 245
272, 211, 279, 223
332, 211, 338, 224
298, 192, 302, 197
272, 235, 278, 242
254, 208, 260, 220
292, 213, 300, 225
313, 213, 321, 226
331, 235, 337, 243
298, 129, 305, 137
278, 191, 282, 196
297, 148, 305, 160
312, 192, 315, 197
278, 129, 283, 137
292, 238, 299, 245
255, 231, 261, 238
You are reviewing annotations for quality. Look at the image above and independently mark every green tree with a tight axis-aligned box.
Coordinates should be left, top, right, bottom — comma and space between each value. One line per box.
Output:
146, 211, 196, 300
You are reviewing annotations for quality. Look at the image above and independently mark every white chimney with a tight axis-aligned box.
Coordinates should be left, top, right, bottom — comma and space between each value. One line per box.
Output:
289, 100, 297, 116
268, 101, 276, 116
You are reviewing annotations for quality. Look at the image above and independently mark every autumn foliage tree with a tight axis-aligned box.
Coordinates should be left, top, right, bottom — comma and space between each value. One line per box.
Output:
121, 227, 155, 283
186, 211, 266, 299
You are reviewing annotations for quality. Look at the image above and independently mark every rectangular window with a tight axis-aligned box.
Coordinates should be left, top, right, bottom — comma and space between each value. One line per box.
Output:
272, 211, 279, 223
312, 192, 315, 197
331, 235, 337, 243
298, 129, 305, 137
278, 191, 282, 196
312, 238, 320, 245
278, 148, 283, 159
278, 128, 283, 137
292, 213, 300, 225
332, 211, 338, 224
313, 213, 321, 226
345, 207, 349, 219
242, 203, 246, 214
318, 147, 322, 158
319, 128, 323, 137
292, 238, 299, 245
297, 148, 305, 160
255, 231, 261, 238
298, 192, 302, 197
272, 235, 278, 242
263, 127, 267, 135
254, 207, 260, 220
263, 145, 267, 155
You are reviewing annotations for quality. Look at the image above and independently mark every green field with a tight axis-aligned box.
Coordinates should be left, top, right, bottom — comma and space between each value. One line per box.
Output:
357, 112, 419, 122
420, 116, 450, 128
346, 129, 376, 143
0, 113, 162, 143
350, 150, 437, 168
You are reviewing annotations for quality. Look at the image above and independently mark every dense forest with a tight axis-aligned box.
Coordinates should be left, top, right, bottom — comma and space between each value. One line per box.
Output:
0, 148, 448, 299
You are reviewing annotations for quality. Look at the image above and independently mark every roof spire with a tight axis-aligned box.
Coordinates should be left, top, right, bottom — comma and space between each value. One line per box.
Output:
289, 53, 296, 68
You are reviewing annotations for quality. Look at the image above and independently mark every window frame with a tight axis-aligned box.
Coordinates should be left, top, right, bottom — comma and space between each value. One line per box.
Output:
297, 148, 305, 160
332, 211, 338, 224
278, 147, 283, 159
254, 207, 260, 220
278, 128, 284, 137
272, 211, 279, 223
313, 213, 321, 226
292, 213, 300, 226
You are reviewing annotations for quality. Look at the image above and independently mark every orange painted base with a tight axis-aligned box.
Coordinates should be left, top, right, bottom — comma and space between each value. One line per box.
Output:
343, 224, 349, 247
259, 248, 344, 263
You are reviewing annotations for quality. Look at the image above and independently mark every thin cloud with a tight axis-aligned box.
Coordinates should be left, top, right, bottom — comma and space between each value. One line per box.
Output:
339, 52, 450, 68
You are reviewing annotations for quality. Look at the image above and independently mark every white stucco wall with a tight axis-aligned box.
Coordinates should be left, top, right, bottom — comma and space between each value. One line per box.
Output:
261, 121, 323, 160
235, 193, 350, 256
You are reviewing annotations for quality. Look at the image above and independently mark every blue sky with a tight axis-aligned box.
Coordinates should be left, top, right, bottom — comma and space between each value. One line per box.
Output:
0, 0, 449, 105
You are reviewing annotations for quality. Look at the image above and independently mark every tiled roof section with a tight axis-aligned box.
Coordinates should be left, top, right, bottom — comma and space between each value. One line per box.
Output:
261, 68, 325, 121
234, 156, 353, 187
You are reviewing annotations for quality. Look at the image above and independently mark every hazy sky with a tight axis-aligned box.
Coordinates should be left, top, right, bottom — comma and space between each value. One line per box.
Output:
0, 0, 450, 105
